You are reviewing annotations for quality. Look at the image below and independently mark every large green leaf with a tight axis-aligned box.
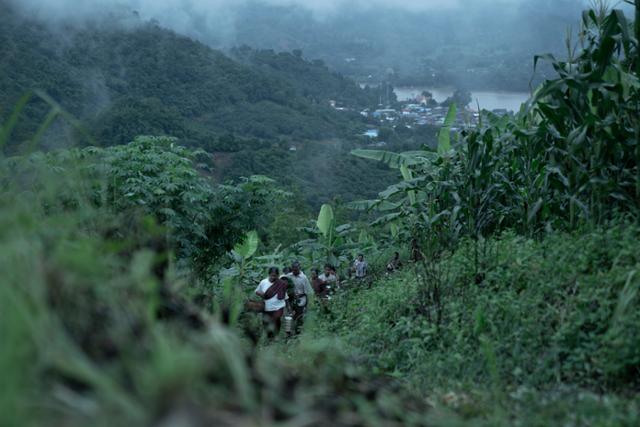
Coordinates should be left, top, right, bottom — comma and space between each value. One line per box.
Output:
347, 199, 402, 212
371, 212, 403, 226
350, 149, 403, 168
379, 183, 407, 199
438, 103, 457, 155
335, 223, 353, 234
0, 92, 33, 149
317, 204, 334, 238
350, 149, 422, 168
400, 164, 417, 205
400, 164, 412, 181
347, 199, 381, 211
234, 230, 260, 259
379, 200, 403, 211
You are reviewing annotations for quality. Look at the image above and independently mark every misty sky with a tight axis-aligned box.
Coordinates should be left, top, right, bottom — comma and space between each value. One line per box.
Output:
8, 0, 592, 34
10, 0, 530, 19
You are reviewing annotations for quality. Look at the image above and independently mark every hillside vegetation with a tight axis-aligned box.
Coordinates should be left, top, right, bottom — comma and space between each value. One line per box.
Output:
1, 2, 639, 427
1, 0, 403, 207
0, 1, 382, 151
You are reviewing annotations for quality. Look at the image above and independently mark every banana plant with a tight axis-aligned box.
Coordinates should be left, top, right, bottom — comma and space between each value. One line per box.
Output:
348, 104, 460, 230
296, 204, 357, 268
214, 230, 260, 326
219, 230, 262, 288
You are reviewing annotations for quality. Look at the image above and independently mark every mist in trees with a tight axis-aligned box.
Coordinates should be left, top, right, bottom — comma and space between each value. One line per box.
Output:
6, 0, 599, 90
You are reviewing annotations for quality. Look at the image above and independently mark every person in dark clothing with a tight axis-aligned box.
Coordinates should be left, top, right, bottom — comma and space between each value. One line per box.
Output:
411, 239, 424, 262
311, 268, 328, 298
286, 261, 313, 333
387, 251, 403, 272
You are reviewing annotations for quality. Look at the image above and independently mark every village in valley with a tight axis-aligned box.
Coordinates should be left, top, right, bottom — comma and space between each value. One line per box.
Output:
332, 89, 513, 147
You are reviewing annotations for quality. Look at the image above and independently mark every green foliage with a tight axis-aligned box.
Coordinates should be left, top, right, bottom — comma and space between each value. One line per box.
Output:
351, 149, 427, 168
231, 46, 385, 109
317, 9, 640, 424
225, 138, 401, 209
2, 136, 281, 277
0, 137, 439, 427
234, 230, 260, 259
101, 138, 288, 275
317, 204, 335, 238
437, 103, 457, 155
1, 3, 414, 210
353, 7, 640, 254
307, 224, 640, 425
296, 203, 357, 268
2, 4, 640, 427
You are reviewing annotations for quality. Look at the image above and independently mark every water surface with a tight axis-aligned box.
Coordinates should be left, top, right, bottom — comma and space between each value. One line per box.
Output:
395, 86, 530, 112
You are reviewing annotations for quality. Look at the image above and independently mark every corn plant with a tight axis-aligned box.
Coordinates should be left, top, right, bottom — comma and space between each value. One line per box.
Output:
352, 4, 639, 247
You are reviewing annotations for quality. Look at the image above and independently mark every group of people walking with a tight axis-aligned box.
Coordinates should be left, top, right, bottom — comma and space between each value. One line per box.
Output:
254, 255, 371, 338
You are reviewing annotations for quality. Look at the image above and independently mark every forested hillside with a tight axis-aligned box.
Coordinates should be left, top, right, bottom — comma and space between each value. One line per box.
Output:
1, 0, 404, 206
0, 1, 382, 151
230, 46, 386, 109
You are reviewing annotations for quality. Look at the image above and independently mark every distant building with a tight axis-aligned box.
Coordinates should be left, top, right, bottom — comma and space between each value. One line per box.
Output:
372, 109, 397, 120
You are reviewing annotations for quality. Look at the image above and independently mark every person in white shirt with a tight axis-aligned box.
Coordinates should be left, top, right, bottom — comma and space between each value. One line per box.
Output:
255, 267, 289, 338
318, 264, 338, 292
353, 254, 368, 280
286, 261, 314, 332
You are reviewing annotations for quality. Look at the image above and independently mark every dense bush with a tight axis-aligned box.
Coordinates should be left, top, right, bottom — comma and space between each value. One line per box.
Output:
2, 136, 282, 276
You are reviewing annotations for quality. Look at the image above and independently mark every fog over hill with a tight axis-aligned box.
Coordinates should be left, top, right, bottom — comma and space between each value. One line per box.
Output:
7, 0, 612, 90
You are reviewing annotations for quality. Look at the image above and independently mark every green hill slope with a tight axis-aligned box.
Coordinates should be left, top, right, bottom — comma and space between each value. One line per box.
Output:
0, 2, 381, 151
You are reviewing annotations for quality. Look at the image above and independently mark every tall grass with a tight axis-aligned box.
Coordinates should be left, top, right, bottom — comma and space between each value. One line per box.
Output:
1, 103, 440, 426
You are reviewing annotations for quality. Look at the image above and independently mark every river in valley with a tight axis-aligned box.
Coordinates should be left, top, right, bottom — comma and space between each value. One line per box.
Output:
394, 86, 531, 112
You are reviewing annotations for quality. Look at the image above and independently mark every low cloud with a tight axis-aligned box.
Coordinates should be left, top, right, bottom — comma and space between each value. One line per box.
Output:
6, 0, 596, 55
7, 0, 547, 32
